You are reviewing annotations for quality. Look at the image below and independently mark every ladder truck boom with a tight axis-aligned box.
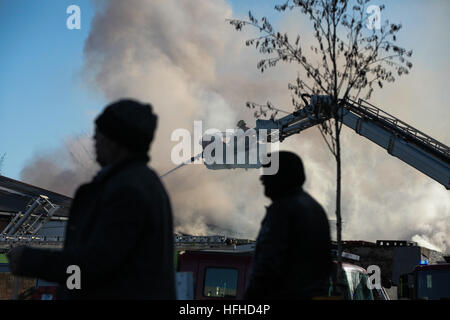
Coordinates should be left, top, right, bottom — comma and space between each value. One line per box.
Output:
256, 95, 450, 189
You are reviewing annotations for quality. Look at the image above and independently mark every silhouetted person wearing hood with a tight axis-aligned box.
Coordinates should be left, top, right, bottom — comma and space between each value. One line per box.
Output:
8, 99, 176, 299
244, 151, 332, 299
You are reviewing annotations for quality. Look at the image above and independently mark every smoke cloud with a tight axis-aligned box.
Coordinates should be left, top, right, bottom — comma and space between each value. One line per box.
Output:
20, 0, 449, 252
20, 135, 98, 197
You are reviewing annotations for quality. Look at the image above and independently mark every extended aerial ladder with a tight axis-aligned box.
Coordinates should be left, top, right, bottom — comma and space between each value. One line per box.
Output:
162, 95, 449, 189
254, 95, 449, 189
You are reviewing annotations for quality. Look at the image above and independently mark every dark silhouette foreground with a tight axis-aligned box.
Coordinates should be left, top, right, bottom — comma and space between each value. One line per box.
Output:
8, 99, 176, 299
245, 151, 332, 299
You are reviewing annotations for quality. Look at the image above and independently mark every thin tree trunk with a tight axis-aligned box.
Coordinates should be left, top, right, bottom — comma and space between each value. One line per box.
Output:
331, 0, 342, 266
335, 134, 342, 259
335, 117, 343, 289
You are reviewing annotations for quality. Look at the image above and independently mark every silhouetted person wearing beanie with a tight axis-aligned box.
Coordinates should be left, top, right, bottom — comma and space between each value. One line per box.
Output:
8, 99, 176, 300
244, 151, 332, 299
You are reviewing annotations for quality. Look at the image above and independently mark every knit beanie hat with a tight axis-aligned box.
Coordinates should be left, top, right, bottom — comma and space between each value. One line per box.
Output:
263, 151, 306, 188
95, 99, 158, 154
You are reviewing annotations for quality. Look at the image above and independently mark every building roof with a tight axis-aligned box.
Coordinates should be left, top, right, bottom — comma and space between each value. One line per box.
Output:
0, 175, 72, 217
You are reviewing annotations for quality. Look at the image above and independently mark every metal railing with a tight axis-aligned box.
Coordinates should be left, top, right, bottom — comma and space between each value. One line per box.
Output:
0, 235, 64, 250
345, 98, 450, 162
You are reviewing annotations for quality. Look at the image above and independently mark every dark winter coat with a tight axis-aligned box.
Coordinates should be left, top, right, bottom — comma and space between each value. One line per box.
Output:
17, 155, 176, 300
245, 188, 332, 299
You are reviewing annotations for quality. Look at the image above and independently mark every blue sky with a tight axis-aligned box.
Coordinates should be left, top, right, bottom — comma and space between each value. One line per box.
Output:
0, 0, 449, 180
0, 0, 102, 179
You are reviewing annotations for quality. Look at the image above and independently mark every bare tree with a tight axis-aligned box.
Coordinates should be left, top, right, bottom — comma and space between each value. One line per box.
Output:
229, 0, 412, 283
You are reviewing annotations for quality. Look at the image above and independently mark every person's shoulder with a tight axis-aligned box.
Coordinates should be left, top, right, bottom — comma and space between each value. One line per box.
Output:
275, 189, 305, 206
115, 161, 156, 181
298, 190, 324, 208
104, 162, 163, 197
298, 191, 328, 222
100, 166, 170, 217
267, 195, 294, 215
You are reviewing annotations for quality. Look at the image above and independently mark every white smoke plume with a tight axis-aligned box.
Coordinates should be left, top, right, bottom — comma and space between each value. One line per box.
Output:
19, 0, 449, 251
20, 135, 98, 196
